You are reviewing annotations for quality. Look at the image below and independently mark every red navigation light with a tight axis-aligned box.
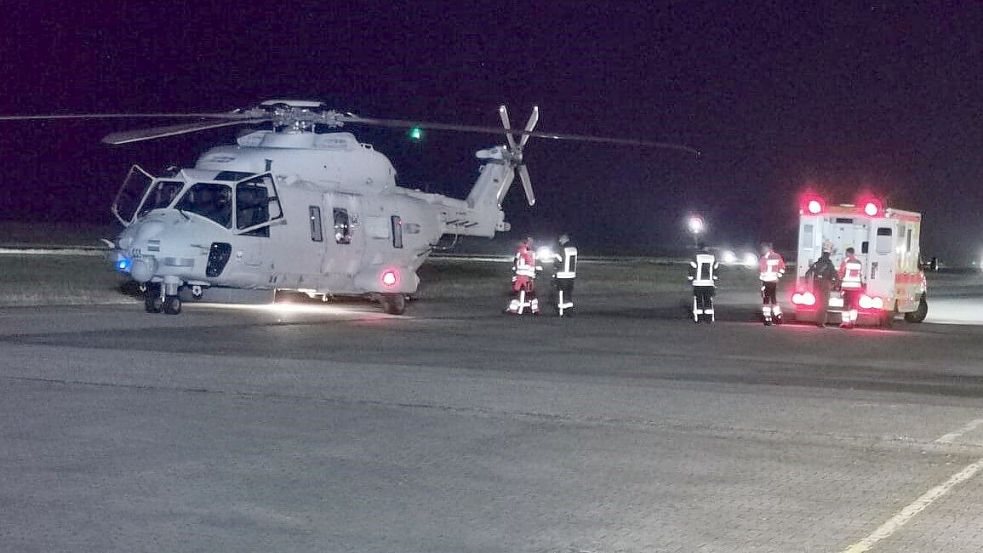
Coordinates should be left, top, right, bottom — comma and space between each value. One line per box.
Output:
858, 196, 883, 217
802, 195, 825, 215
381, 269, 398, 287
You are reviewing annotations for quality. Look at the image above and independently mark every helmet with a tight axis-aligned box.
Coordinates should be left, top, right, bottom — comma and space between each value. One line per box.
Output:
821, 240, 833, 253
558, 234, 570, 245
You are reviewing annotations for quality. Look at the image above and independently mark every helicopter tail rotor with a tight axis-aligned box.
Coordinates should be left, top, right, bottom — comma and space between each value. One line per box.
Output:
499, 105, 540, 207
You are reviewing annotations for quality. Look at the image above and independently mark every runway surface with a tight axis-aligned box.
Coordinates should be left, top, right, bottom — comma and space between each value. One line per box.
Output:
2, 265, 983, 552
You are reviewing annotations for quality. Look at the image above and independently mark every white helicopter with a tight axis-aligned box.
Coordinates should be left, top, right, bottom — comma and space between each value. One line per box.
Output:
3, 100, 697, 315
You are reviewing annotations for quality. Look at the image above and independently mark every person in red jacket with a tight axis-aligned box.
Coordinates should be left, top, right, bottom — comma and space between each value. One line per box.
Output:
758, 242, 786, 326
506, 237, 540, 315
838, 247, 864, 328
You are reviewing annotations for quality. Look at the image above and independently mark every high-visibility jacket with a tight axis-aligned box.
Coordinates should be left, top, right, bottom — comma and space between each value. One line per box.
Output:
758, 251, 786, 282
688, 253, 719, 287
838, 255, 864, 290
513, 247, 536, 278
552, 245, 578, 280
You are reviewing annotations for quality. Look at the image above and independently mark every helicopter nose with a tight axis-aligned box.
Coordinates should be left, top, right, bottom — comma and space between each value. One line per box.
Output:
135, 221, 166, 241
130, 257, 158, 283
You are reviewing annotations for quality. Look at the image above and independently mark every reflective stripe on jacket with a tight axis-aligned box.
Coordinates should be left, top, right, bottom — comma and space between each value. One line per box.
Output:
689, 253, 718, 287
758, 251, 786, 282
839, 257, 863, 289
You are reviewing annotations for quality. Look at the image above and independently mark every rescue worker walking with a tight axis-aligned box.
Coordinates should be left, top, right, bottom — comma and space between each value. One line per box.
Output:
688, 243, 719, 323
550, 234, 578, 317
838, 247, 864, 328
506, 237, 540, 315
804, 241, 839, 327
758, 242, 786, 326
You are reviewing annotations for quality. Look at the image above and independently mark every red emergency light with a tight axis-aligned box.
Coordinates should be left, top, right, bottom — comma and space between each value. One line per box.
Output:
801, 195, 825, 215
792, 291, 816, 307
859, 294, 885, 310
381, 269, 399, 288
859, 197, 883, 217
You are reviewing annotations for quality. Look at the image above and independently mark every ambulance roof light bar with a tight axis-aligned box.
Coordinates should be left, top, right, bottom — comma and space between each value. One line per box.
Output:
801, 194, 825, 215
860, 197, 883, 217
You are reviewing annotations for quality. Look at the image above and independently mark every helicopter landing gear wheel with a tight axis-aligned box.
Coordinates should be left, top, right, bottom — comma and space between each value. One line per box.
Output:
163, 296, 182, 315
144, 283, 163, 313
380, 293, 406, 315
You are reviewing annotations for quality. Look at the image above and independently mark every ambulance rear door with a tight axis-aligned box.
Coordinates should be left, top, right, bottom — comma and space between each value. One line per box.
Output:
868, 220, 897, 300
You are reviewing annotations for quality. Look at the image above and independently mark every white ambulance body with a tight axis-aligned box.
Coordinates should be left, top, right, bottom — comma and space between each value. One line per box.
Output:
791, 196, 928, 326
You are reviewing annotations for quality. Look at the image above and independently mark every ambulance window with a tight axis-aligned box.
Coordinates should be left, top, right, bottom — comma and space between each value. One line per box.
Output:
876, 227, 893, 254
309, 206, 323, 242
334, 208, 352, 244
906, 229, 913, 252
862, 242, 869, 254
391, 215, 403, 249
801, 224, 814, 248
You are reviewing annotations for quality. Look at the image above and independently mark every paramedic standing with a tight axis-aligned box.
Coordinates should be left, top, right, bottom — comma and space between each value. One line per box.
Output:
838, 247, 864, 328
758, 242, 786, 326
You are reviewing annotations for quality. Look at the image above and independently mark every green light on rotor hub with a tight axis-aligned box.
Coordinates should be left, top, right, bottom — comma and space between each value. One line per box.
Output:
408, 126, 424, 141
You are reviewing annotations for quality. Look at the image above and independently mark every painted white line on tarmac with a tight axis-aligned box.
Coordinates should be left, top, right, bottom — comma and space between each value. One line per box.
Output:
840, 456, 983, 553
935, 418, 983, 444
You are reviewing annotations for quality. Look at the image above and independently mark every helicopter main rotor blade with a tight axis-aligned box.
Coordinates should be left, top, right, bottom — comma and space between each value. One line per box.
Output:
0, 112, 242, 122
101, 118, 271, 145
518, 164, 535, 207
498, 106, 519, 151
518, 105, 539, 150
339, 114, 700, 155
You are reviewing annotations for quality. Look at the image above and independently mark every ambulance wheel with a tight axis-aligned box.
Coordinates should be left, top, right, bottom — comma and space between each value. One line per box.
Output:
163, 296, 182, 315
904, 294, 928, 323
381, 293, 405, 315
144, 284, 163, 313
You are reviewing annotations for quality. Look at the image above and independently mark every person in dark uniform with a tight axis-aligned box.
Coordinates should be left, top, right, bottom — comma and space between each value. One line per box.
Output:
804, 241, 839, 327
687, 243, 719, 323
550, 234, 578, 317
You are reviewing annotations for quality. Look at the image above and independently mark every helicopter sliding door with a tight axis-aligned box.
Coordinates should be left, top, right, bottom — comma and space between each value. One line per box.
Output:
227, 173, 283, 285
323, 192, 364, 286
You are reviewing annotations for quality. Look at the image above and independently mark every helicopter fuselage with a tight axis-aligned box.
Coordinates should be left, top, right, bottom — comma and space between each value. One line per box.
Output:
110, 129, 518, 313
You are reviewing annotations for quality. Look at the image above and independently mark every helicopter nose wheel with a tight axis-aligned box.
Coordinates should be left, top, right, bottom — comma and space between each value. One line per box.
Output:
163, 296, 182, 315
144, 283, 164, 313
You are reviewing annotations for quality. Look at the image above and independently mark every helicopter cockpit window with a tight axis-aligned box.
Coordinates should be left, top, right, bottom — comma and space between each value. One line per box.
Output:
175, 183, 233, 228
113, 165, 155, 225
137, 181, 184, 217
334, 208, 352, 244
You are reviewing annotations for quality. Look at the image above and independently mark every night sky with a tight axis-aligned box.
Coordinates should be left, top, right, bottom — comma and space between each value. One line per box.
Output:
2, 2, 982, 260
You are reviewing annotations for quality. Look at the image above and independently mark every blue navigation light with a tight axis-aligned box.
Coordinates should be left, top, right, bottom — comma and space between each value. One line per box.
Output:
117, 257, 132, 272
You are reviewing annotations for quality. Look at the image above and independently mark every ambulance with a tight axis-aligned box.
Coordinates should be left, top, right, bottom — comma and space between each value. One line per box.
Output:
791, 195, 928, 326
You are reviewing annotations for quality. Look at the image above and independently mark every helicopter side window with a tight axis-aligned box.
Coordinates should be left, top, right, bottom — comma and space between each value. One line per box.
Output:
391, 215, 403, 249
334, 208, 352, 245
309, 206, 323, 242
137, 181, 184, 217
175, 183, 233, 228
